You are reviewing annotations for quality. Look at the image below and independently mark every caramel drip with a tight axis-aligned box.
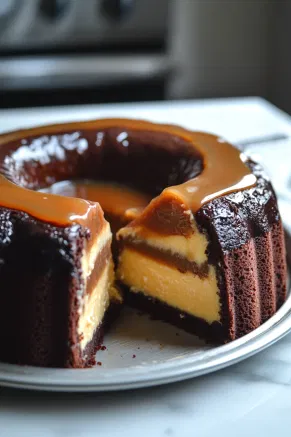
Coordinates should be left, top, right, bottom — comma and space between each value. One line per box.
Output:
0, 119, 256, 226
163, 132, 256, 209
41, 180, 151, 220
0, 175, 99, 227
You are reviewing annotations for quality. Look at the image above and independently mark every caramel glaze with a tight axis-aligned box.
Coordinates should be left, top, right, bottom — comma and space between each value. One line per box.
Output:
0, 119, 256, 231
41, 180, 151, 231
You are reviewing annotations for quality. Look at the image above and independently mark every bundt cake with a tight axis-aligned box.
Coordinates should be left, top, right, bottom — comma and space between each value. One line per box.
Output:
0, 118, 286, 368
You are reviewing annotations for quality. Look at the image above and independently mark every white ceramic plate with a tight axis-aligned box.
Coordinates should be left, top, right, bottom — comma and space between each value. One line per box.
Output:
0, 230, 290, 392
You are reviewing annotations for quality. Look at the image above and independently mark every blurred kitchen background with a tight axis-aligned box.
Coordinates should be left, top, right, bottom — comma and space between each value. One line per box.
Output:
0, 0, 290, 113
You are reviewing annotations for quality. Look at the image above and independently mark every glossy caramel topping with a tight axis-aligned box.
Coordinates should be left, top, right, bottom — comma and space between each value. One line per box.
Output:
164, 132, 256, 210
41, 180, 151, 219
0, 119, 256, 227
0, 174, 98, 227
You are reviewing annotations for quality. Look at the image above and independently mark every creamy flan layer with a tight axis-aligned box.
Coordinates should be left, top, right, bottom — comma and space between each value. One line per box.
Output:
78, 261, 112, 351
117, 248, 220, 323
78, 216, 122, 351
118, 219, 208, 265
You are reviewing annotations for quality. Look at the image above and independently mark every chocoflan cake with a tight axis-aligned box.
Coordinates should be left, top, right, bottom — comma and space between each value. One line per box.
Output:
0, 118, 287, 367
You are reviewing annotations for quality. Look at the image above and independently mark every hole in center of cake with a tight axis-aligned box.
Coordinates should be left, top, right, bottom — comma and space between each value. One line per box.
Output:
40, 179, 151, 234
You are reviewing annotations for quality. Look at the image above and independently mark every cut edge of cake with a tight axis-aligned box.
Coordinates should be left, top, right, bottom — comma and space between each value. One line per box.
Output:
67, 202, 123, 368
116, 163, 287, 343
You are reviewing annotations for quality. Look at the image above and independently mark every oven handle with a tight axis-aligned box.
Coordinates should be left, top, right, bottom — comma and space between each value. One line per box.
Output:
0, 54, 171, 90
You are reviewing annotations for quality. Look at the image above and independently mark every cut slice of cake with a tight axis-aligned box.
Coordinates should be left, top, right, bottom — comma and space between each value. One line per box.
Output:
0, 182, 122, 368
117, 163, 287, 343
116, 191, 222, 340
75, 210, 121, 367
0, 117, 287, 367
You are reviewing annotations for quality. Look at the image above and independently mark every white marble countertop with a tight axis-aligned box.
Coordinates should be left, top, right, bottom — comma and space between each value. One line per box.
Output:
0, 97, 291, 437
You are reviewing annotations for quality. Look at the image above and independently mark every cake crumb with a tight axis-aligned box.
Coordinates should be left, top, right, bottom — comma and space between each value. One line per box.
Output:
132, 354, 136, 358
101, 345, 106, 351
97, 361, 102, 366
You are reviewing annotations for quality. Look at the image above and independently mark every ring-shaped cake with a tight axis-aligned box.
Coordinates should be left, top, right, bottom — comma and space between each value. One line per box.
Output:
0, 119, 286, 368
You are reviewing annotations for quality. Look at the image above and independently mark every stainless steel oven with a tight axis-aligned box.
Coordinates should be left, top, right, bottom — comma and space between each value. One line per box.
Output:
0, 0, 169, 106
0, 0, 275, 109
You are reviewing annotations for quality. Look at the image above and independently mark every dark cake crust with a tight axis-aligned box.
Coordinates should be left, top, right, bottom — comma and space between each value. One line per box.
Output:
0, 207, 119, 368
81, 301, 121, 368
119, 160, 287, 343
0, 119, 287, 366
122, 288, 226, 343
196, 161, 287, 341
0, 207, 86, 367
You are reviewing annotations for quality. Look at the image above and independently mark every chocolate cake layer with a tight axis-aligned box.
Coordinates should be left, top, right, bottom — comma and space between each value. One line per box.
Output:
118, 160, 287, 342
119, 237, 209, 277
0, 118, 286, 367
195, 161, 287, 340
85, 241, 111, 297
0, 208, 85, 367
0, 204, 120, 368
